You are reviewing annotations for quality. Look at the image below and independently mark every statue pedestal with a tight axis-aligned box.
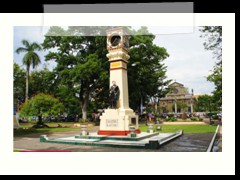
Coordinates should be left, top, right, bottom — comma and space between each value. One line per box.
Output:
98, 109, 140, 136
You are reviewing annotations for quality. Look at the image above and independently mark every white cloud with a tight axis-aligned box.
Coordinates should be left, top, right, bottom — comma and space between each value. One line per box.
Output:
153, 27, 216, 95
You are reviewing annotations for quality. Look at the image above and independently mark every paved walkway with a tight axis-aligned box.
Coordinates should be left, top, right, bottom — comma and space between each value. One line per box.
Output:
14, 127, 214, 152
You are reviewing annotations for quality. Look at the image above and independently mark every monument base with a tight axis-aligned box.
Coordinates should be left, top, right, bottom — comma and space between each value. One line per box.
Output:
40, 131, 183, 150
98, 108, 140, 136
98, 129, 141, 136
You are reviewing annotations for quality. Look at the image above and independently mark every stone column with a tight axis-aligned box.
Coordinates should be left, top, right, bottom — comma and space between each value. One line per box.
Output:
174, 98, 177, 114
191, 89, 194, 113
190, 100, 193, 113
98, 27, 140, 136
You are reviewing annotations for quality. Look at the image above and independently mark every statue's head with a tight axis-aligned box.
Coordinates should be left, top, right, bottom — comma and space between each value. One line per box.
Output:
112, 81, 116, 85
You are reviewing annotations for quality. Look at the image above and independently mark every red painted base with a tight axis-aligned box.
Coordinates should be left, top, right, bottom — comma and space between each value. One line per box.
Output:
98, 129, 141, 136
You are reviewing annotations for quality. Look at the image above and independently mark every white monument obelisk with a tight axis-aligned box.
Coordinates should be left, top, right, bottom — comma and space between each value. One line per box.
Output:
98, 27, 140, 136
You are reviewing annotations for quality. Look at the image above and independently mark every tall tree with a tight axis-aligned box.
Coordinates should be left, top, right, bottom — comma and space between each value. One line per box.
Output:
14, 63, 26, 107
200, 26, 222, 109
16, 40, 42, 102
195, 94, 218, 112
29, 68, 56, 96
42, 27, 109, 120
200, 26, 222, 62
128, 27, 170, 113
207, 66, 222, 108
42, 26, 170, 119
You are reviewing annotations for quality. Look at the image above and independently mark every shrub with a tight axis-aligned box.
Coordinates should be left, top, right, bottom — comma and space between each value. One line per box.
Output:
207, 112, 217, 117
166, 117, 177, 122
191, 117, 199, 121
181, 113, 187, 120
20, 93, 64, 128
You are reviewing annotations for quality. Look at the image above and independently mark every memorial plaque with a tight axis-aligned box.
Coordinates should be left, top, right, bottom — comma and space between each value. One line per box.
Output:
131, 118, 136, 125
106, 119, 118, 127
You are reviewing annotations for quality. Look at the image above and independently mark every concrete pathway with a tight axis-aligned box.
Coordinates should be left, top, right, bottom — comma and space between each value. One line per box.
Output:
14, 127, 214, 152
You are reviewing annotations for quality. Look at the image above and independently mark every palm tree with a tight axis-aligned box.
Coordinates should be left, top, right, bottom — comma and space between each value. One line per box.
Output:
16, 40, 42, 102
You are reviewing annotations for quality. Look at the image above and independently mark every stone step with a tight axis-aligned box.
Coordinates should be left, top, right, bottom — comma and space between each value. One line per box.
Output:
40, 131, 183, 150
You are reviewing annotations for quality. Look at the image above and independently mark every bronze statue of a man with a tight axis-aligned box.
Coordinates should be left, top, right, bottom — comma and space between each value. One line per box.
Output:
109, 81, 120, 109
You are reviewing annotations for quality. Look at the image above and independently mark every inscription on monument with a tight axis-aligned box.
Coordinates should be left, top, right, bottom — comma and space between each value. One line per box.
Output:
106, 119, 118, 127
131, 118, 136, 125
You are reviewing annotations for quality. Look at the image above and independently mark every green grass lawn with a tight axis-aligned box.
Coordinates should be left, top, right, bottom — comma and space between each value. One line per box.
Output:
14, 149, 21, 152
14, 127, 80, 136
139, 124, 217, 134
19, 122, 81, 128
15, 123, 217, 136
15, 122, 97, 136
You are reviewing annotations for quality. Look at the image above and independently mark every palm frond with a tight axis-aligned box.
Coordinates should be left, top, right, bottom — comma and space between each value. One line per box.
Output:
16, 47, 28, 54
31, 43, 42, 51
23, 52, 32, 66
22, 40, 30, 48
31, 52, 41, 69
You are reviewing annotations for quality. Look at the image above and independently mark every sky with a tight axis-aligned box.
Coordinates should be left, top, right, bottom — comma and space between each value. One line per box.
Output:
13, 26, 215, 95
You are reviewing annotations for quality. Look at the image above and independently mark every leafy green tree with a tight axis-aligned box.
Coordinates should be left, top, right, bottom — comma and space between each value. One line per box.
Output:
57, 84, 80, 117
146, 104, 154, 114
207, 66, 222, 109
29, 68, 56, 96
20, 93, 64, 126
179, 102, 188, 112
15, 40, 42, 102
42, 26, 170, 119
195, 94, 218, 112
160, 106, 168, 113
200, 26, 222, 62
200, 26, 222, 109
172, 101, 188, 113
42, 27, 109, 120
128, 27, 170, 112
14, 63, 26, 105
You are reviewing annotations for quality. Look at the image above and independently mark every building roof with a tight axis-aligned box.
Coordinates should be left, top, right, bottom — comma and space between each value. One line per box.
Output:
169, 82, 184, 87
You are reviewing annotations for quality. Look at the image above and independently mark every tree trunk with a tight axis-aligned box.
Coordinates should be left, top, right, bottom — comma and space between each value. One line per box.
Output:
154, 102, 158, 114
25, 66, 30, 103
82, 93, 90, 121
38, 115, 43, 125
